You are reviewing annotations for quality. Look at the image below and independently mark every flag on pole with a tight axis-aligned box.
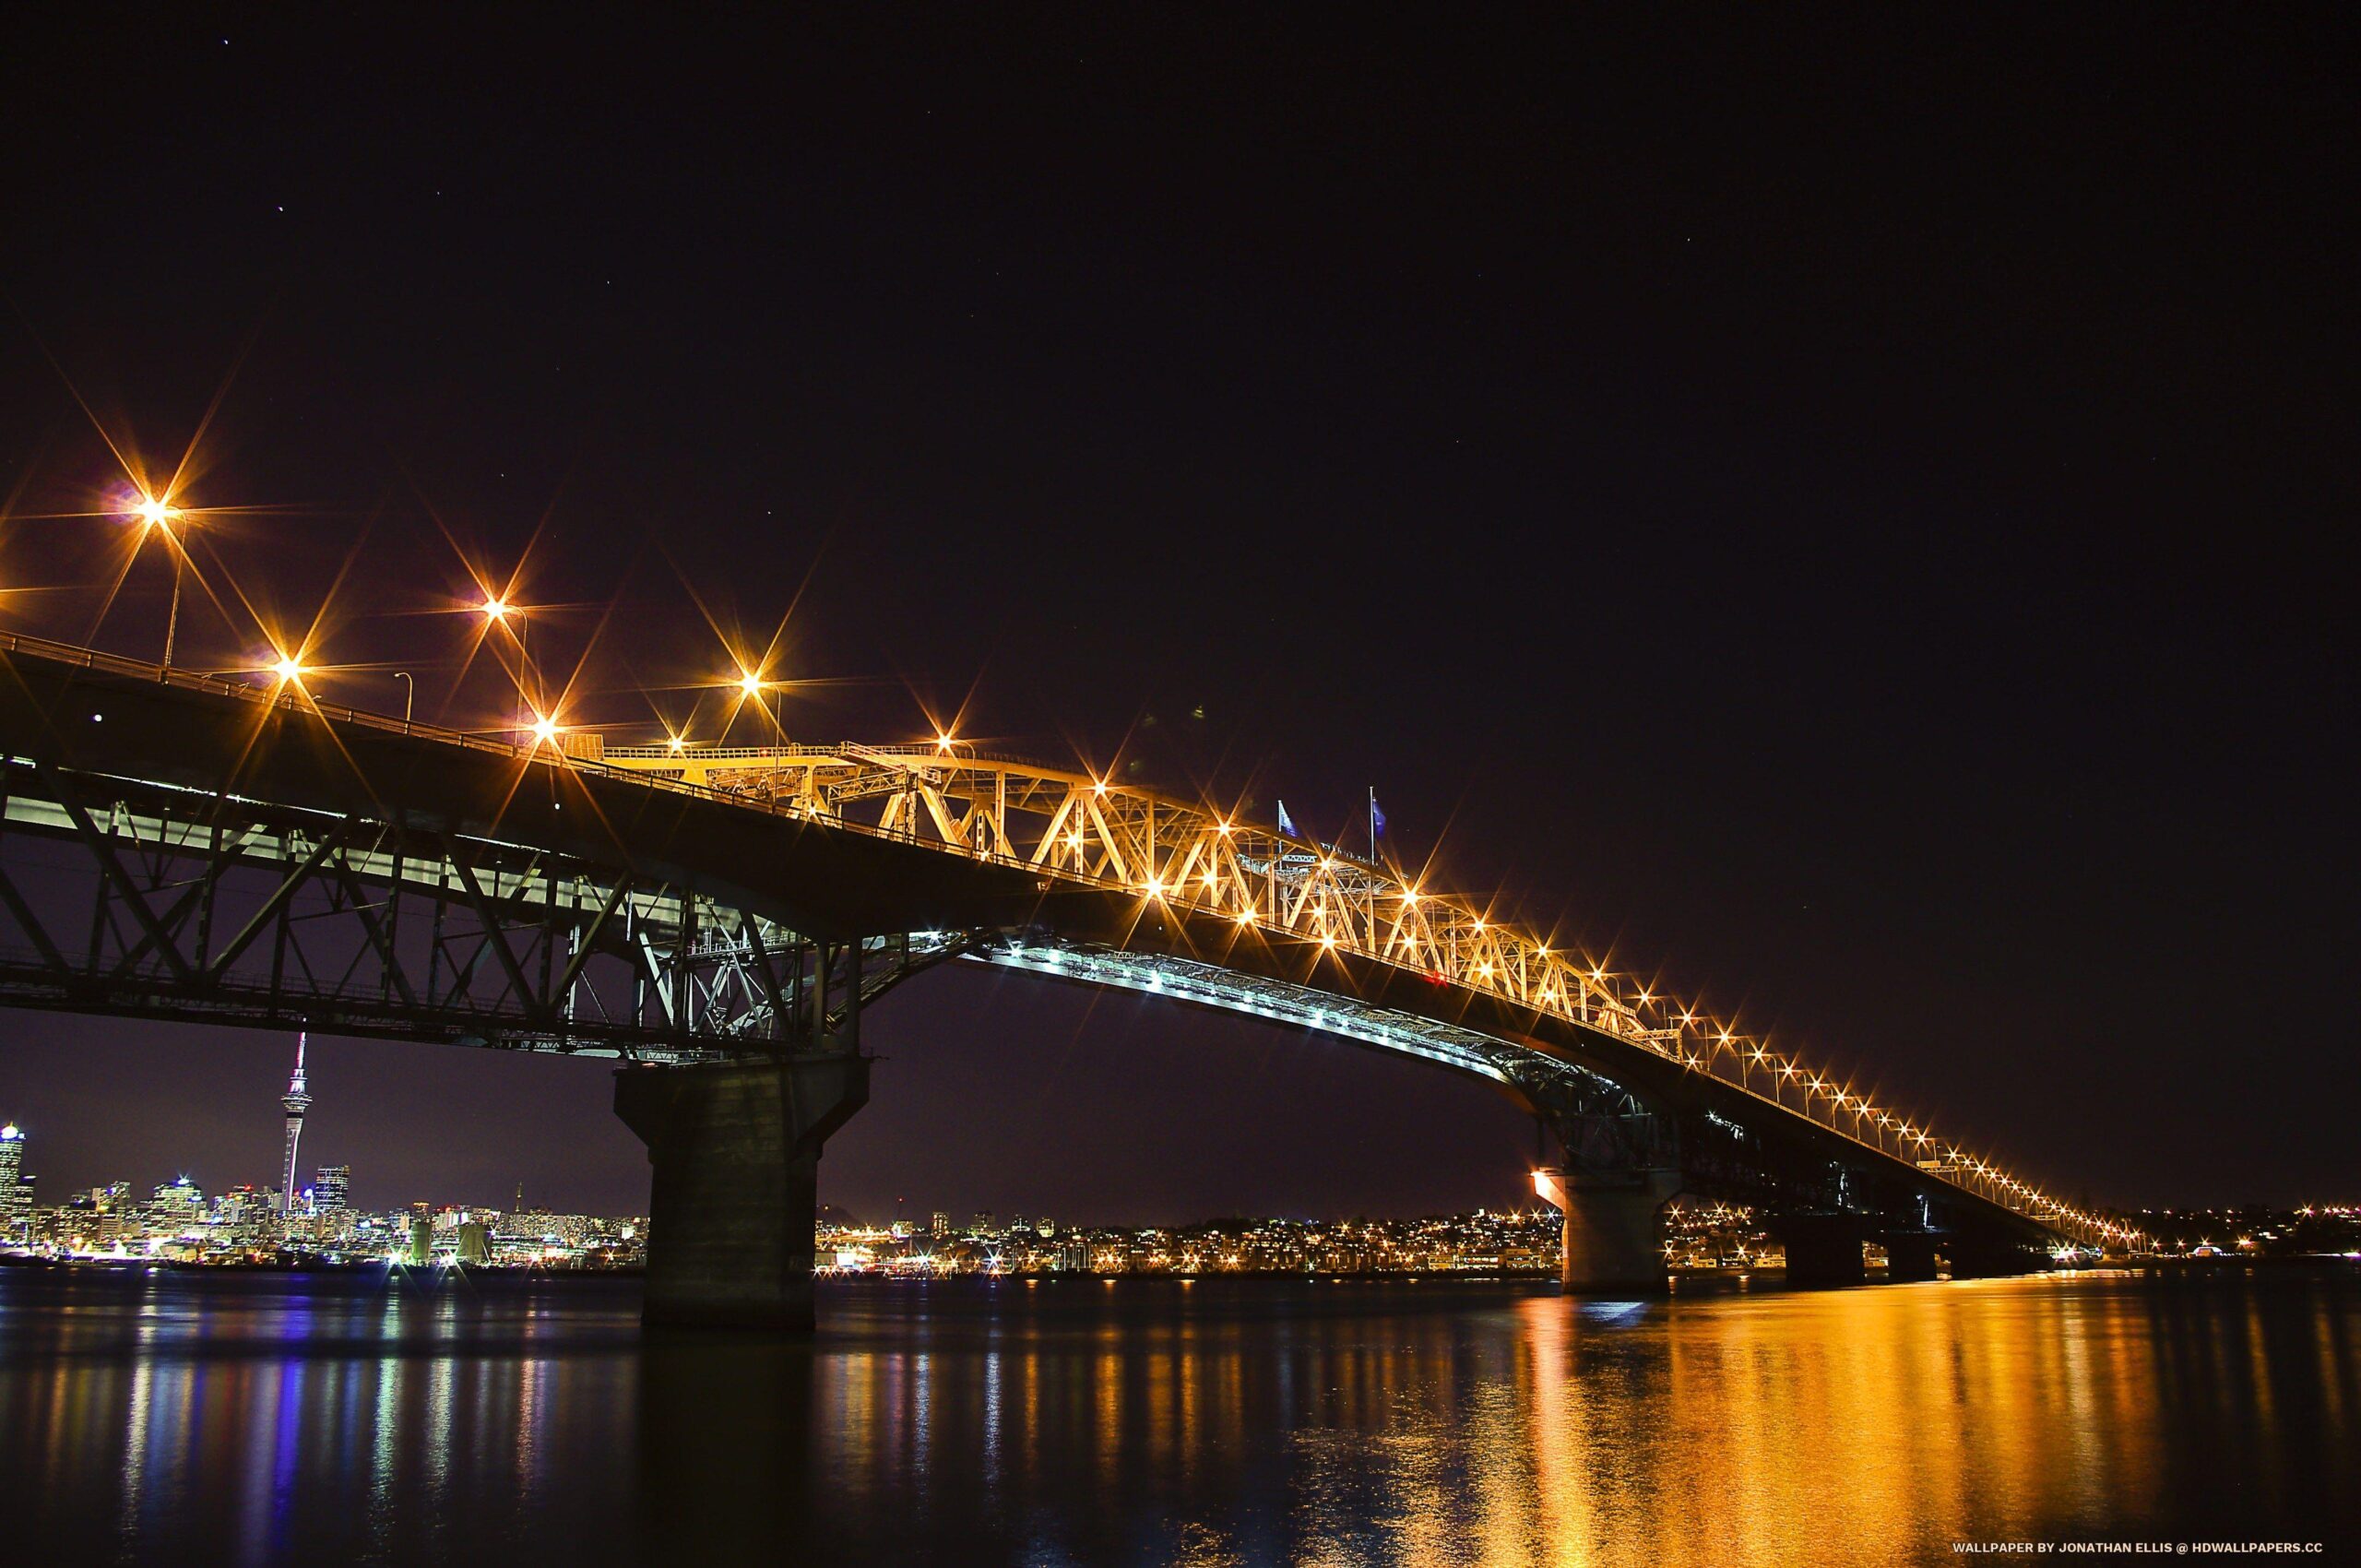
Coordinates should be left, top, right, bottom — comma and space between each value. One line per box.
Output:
1369, 792, 1388, 842
1277, 800, 1300, 839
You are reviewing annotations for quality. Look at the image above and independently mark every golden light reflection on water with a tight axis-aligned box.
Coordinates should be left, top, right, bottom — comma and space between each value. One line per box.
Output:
1, 1271, 2357, 1564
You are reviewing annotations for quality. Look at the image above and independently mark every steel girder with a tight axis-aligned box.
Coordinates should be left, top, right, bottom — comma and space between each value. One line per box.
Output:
0, 757, 962, 1060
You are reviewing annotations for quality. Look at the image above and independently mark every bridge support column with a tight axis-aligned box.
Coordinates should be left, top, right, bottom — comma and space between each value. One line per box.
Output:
615, 1054, 870, 1331
1776, 1215, 1869, 1286
1881, 1230, 1941, 1283
1942, 1238, 2047, 1279
1533, 1168, 1679, 1294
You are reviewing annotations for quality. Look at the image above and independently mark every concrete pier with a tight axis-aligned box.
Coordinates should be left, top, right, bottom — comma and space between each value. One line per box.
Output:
1942, 1238, 2047, 1279
1533, 1168, 1680, 1293
1881, 1229, 1942, 1283
615, 1054, 870, 1330
1776, 1215, 1869, 1286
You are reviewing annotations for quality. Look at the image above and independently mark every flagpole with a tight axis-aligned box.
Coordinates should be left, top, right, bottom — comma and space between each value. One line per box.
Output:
1369, 787, 1377, 863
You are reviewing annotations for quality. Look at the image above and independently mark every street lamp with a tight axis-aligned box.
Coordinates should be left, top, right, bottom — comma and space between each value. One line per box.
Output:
394, 671, 414, 725
480, 598, 530, 729
129, 496, 186, 667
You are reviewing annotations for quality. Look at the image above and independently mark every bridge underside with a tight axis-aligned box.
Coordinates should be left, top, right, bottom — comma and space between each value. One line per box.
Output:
0, 642, 2064, 1324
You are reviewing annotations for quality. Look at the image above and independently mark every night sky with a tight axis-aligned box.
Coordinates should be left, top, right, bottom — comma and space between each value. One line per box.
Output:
1, 10, 2351, 1221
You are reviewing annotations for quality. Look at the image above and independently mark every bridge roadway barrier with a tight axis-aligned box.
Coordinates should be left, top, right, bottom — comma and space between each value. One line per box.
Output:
614, 1054, 871, 1330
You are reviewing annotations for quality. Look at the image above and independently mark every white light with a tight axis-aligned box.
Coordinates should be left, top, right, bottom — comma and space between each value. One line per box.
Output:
272, 658, 306, 683
481, 598, 509, 621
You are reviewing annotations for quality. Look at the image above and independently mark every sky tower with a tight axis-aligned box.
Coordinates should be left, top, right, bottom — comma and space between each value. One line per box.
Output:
279, 1032, 312, 1215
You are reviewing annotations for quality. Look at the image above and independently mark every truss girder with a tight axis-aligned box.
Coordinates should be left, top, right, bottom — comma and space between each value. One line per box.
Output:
0, 630, 2092, 1247
602, 740, 2084, 1246
0, 760, 959, 1062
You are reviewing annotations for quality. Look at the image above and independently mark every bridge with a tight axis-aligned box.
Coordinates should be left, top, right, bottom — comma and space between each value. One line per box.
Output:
0, 629, 2130, 1327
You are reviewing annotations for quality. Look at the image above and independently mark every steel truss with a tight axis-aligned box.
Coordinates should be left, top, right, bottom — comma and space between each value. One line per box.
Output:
0, 628, 2106, 1247
0, 757, 960, 1060
598, 740, 2096, 1241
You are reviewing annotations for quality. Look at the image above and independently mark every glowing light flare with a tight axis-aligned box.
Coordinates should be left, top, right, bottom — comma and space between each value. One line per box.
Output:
269, 657, 307, 685
479, 597, 511, 622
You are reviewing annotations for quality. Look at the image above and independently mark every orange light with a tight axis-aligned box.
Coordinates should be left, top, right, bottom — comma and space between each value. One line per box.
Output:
134, 497, 177, 529
271, 658, 305, 684
531, 718, 559, 744
666, 734, 686, 753
480, 598, 509, 621
738, 672, 763, 697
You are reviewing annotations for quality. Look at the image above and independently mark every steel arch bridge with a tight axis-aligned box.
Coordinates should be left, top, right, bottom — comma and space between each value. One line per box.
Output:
0, 630, 2118, 1323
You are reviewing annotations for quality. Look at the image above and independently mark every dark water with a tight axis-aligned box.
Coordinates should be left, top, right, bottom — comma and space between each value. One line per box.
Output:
0, 1267, 2354, 1565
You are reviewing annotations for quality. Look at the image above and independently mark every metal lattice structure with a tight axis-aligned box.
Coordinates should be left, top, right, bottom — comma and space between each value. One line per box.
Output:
0, 629, 2122, 1248
589, 738, 2118, 1245
0, 754, 963, 1063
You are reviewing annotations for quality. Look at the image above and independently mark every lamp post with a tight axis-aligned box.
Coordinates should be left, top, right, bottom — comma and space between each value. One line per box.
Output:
394, 671, 414, 725
481, 598, 529, 733
131, 498, 184, 667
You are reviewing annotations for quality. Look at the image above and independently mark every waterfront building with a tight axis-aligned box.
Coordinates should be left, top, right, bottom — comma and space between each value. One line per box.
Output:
146, 1178, 205, 1237
0, 1124, 29, 1240
314, 1166, 350, 1212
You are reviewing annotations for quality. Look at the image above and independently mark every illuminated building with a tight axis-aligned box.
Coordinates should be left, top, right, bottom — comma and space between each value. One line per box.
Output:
931, 1210, 951, 1238
279, 1031, 312, 1214
0, 1124, 28, 1240
147, 1178, 205, 1235
314, 1165, 351, 1213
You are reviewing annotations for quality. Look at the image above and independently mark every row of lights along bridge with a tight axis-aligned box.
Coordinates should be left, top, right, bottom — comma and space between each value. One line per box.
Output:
89, 483, 2141, 1251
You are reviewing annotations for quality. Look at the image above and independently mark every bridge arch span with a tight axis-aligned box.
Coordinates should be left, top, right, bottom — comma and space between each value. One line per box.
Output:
0, 633, 2111, 1326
